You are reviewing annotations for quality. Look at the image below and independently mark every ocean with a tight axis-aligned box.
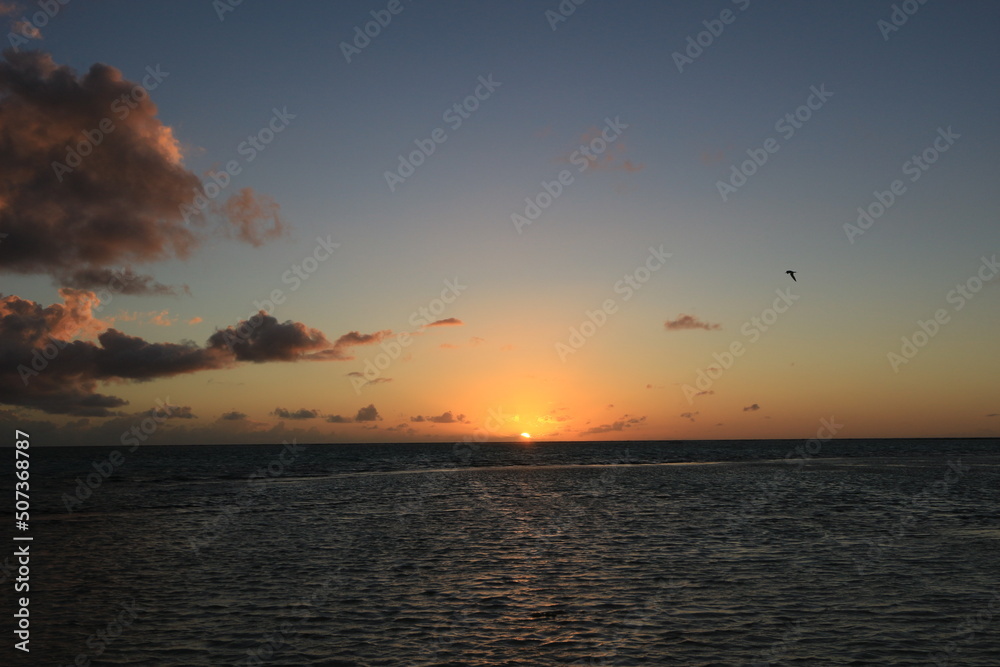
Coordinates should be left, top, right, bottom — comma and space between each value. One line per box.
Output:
10, 438, 1000, 665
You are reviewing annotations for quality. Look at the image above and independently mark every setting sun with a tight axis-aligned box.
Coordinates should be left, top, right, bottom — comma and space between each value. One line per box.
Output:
520, 432, 532, 439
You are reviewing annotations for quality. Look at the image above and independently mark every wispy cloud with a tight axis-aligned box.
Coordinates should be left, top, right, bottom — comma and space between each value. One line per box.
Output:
580, 415, 646, 435
427, 318, 463, 327
665, 314, 721, 331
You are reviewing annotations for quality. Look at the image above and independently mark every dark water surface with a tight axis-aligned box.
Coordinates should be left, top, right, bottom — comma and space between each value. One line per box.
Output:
7, 439, 1000, 665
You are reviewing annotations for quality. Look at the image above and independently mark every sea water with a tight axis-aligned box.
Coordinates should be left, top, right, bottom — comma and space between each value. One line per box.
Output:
12, 439, 1000, 665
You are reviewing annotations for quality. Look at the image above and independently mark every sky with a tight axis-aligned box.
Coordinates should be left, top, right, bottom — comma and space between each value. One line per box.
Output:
1, 0, 998, 445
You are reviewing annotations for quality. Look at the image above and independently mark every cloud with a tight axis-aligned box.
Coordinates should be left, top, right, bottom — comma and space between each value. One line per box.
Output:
326, 414, 350, 423
439, 343, 460, 350
208, 314, 390, 363
537, 413, 570, 424
355, 404, 380, 422
141, 404, 196, 419
562, 126, 645, 173
987, 413, 999, 417
118, 309, 177, 327
411, 411, 468, 424
680, 412, 698, 422
699, 146, 731, 166
150, 311, 176, 327
272, 407, 319, 420
580, 415, 646, 436
56, 266, 187, 297
696, 390, 715, 396
743, 403, 760, 412
664, 315, 721, 331
11, 20, 41, 40
427, 318, 463, 327
219, 187, 287, 247
346, 371, 392, 386
345, 371, 392, 387
0, 291, 382, 415
220, 411, 247, 421
329, 330, 392, 360
0, 290, 228, 415
187, 317, 203, 325
0, 51, 285, 291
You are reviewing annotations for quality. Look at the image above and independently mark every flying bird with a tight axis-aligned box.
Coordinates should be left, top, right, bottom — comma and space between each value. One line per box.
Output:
785, 270, 797, 282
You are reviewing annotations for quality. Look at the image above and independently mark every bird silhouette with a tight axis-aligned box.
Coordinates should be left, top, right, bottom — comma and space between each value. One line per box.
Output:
786, 270, 797, 281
